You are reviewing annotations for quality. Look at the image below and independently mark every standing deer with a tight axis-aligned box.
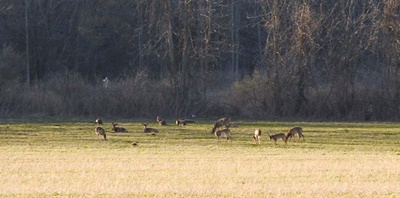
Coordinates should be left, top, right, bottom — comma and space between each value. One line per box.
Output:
286, 127, 304, 141
142, 123, 159, 133
95, 118, 103, 125
211, 118, 231, 134
156, 116, 167, 126
253, 129, 262, 144
111, 123, 127, 132
215, 129, 232, 143
269, 133, 287, 145
95, 127, 107, 141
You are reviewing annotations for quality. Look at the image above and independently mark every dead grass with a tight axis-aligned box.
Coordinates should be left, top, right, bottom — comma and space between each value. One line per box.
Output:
0, 120, 399, 197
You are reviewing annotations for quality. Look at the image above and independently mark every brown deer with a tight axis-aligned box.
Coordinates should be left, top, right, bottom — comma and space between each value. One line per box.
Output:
253, 129, 262, 144
111, 123, 127, 133
269, 133, 287, 145
142, 123, 159, 133
176, 119, 186, 126
286, 127, 304, 141
211, 117, 231, 134
95, 127, 107, 141
156, 116, 167, 126
175, 118, 195, 126
95, 118, 103, 125
215, 129, 232, 143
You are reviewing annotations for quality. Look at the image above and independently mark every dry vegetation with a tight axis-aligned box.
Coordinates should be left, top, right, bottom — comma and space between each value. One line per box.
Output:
0, 119, 399, 197
1, 1, 400, 120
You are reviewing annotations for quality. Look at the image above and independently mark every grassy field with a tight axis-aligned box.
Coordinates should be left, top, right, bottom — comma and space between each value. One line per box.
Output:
0, 118, 399, 197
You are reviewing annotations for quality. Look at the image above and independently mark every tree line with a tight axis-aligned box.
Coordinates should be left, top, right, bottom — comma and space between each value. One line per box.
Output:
0, 0, 399, 120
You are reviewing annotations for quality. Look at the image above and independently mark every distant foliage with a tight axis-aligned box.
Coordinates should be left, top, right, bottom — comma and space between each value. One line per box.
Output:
0, 0, 399, 120
0, 46, 24, 85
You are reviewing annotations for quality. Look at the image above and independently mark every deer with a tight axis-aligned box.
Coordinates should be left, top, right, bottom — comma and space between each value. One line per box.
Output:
176, 119, 186, 126
211, 117, 231, 134
95, 118, 103, 125
175, 118, 195, 126
286, 127, 304, 141
253, 129, 262, 144
156, 116, 167, 126
142, 123, 159, 133
95, 127, 107, 141
215, 129, 232, 143
269, 133, 287, 145
111, 123, 127, 133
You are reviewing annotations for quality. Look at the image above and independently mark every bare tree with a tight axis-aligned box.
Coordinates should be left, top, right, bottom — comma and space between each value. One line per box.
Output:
24, 0, 30, 85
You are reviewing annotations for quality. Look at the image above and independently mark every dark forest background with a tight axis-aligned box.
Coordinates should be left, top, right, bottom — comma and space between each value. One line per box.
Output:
0, 0, 399, 120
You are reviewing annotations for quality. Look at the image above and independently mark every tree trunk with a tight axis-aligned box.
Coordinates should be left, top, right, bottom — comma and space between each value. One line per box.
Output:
24, 0, 30, 85
231, 0, 240, 81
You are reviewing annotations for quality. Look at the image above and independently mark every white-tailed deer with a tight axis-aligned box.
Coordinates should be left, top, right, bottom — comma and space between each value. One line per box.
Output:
111, 123, 127, 132
142, 123, 159, 133
156, 116, 167, 126
95, 118, 103, 125
175, 118, 195, 126
286, 127, 304, 141
253, 129, 261, 144
176, 119, 186, 126
211, 117, 231, 134
95, 127, 107, 141
215, 129, 232, 143
269, 133, 287, 145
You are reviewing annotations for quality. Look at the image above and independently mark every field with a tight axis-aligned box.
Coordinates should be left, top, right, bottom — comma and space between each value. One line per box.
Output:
0, 118, 400, 197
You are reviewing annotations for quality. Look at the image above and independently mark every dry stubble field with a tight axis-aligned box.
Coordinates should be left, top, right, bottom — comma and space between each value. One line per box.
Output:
0, 118, 400, 197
